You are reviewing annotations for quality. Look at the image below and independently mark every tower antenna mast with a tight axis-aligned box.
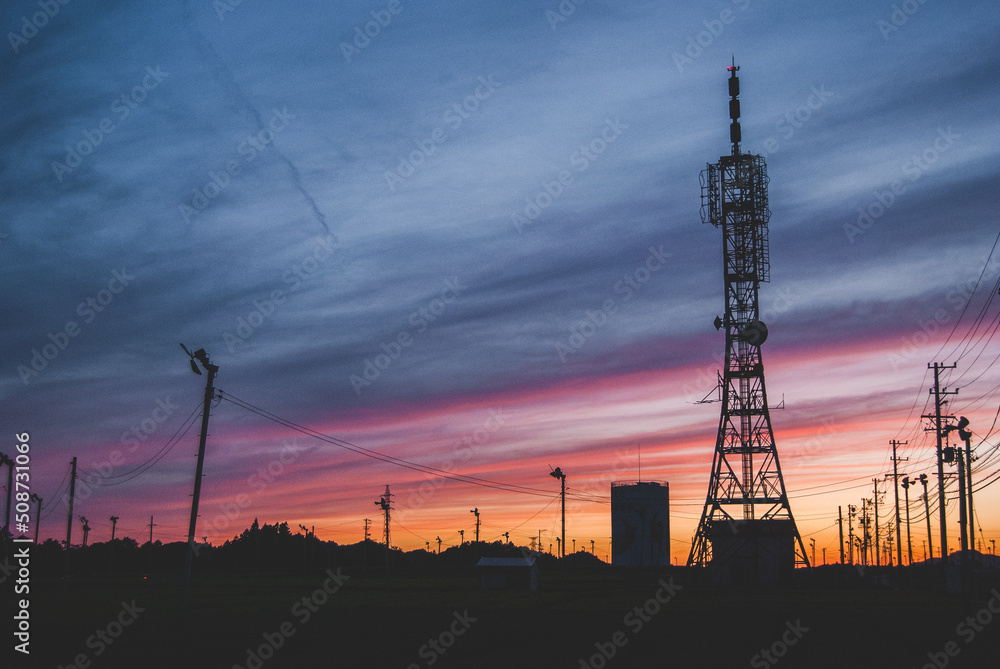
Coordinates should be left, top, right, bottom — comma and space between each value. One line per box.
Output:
688, 62, 808, 575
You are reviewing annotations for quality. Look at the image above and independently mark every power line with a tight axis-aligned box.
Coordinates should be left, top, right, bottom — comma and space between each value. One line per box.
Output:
218, 391, 609, 504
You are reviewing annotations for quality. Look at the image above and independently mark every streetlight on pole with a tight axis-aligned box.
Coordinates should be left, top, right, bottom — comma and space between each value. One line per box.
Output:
901, 477, 914, 565
549, 467, 566, 558
919, 474, 932, 560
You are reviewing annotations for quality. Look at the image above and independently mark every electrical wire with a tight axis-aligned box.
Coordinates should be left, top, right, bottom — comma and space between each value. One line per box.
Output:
219, 391, 609, 504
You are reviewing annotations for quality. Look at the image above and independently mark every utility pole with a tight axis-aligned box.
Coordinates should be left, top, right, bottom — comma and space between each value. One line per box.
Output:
363, 518, 370, 542
550, 467, 566, 558
901, 477, 914, 565
822, 547, 826, 566
147, 515, 156, 572
80, 516, 90, 547
30, 494, 41, 544
925, 362, 957, 560
470, 508, 480, 543
890, 440, 908, 567
572, 539, 576, 553
591, 539, 595, 555
459, 530, 465, 544
0, 452, 12, 537
182, 345, 219, 604
873, 480, 880, 568
861, 500, 870, 567
436, 536, 442, 553
958, 419, 975, 558
64, 457, 77, 578
847, 505, 856, 564
838, 506, 845, 564
110, 515, 119, 541
375, 486, 392, 567
920, 474, 933, 560
809, 538, 816, 567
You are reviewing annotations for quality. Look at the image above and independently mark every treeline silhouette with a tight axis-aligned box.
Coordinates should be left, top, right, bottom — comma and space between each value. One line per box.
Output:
12, 520, 606, 579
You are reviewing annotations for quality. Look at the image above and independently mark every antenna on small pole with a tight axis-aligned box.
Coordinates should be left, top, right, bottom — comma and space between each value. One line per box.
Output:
727, 56, 741, 156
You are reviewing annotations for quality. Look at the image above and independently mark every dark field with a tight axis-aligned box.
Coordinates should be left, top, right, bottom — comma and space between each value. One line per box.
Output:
13, 566, 1000, 669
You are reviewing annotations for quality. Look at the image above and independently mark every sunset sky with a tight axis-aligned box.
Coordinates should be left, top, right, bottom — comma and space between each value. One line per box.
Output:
2, 0, 999, 564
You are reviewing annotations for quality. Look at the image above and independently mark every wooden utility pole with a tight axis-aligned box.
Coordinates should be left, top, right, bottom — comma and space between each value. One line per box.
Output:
110, 515, 119, 541
64, 457, 77, 578
30, 494, 41, 544
147, 515, 156, 572
184, 349, 219, 603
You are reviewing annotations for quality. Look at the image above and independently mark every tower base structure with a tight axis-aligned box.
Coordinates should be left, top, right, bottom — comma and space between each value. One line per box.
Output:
707, 519, 795, 586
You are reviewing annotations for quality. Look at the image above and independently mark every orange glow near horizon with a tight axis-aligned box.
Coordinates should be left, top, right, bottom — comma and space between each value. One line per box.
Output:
48, 337, 1000, 567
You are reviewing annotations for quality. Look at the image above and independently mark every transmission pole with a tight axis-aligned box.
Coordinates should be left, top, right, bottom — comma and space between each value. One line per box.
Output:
375, 486, 392, 567
147, 515, 156, 572
838, 506, 845, 564
890, 440, 907, 567
925, 362, 957, 560
470, 507, 480, 543
110, 515, 119, 541
80, 516, 90, 547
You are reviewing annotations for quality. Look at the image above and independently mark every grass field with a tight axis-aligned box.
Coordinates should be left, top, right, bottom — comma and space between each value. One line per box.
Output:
16, 567, 1000, 668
